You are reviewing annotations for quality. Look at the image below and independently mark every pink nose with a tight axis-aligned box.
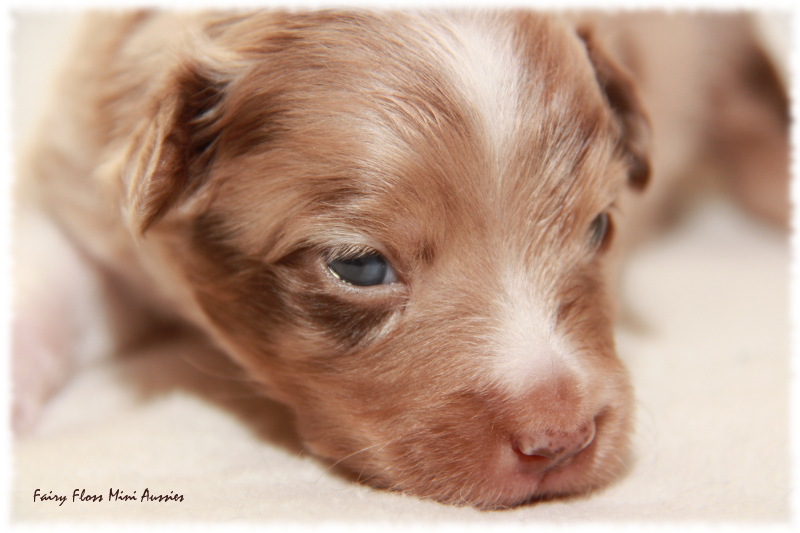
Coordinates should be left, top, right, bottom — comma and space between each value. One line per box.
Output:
513, 420, 596, 471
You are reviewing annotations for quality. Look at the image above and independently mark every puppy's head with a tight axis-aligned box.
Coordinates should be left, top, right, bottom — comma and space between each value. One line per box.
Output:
129, 11, 649, 508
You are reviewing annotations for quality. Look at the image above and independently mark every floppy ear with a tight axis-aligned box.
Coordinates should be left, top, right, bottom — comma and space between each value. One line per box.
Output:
577, 27, 651, 190
126, 61, 228, 234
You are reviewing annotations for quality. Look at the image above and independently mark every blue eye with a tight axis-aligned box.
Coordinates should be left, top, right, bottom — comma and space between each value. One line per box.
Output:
589, 212, 612, 250
328, 254, 397, 286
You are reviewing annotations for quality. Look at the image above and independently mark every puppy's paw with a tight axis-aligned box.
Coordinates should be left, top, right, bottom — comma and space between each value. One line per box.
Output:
12, 326, 67, 435
11, 211, 111, 436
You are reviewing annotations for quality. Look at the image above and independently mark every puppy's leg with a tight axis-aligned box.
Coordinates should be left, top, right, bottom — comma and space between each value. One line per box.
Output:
11, 204, 112, 434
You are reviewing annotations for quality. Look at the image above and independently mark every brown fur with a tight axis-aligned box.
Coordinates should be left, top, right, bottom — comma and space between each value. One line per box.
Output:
14, 10, 787, 508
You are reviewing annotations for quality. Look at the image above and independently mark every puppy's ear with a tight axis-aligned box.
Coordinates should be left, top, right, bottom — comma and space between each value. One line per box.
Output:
577, 27, 651, 190
127, 61, 227, 234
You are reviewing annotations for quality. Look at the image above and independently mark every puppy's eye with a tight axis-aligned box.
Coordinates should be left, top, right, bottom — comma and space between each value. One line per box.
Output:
589, 212, 612, 251
328, 254, 397, 286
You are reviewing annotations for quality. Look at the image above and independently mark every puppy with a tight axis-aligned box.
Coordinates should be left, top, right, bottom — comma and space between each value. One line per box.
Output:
12, 10, 787, 509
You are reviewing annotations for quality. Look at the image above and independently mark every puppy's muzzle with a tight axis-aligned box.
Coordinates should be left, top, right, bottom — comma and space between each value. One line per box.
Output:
512, 419, 597, 472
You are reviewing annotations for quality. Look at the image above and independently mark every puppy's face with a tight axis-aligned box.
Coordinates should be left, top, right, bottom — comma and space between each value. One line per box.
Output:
132, 11, 648, 508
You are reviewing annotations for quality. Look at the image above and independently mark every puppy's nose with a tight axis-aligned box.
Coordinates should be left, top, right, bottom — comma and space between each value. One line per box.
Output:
512, 420, 596, 471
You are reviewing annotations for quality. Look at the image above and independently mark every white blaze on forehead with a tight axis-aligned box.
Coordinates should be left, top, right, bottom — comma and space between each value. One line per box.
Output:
423, 16, 589, 395
488, 265, 588, 396
438, 16, 523, 165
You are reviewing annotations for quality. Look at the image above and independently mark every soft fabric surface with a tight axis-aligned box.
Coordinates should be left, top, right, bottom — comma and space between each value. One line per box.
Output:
9, 12, 791, 525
